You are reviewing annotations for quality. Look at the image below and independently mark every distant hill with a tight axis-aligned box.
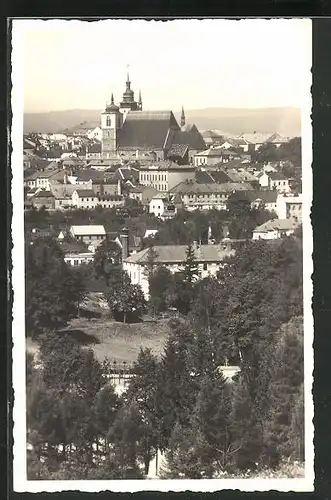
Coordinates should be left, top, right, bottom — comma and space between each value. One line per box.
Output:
24, 107, 301, 138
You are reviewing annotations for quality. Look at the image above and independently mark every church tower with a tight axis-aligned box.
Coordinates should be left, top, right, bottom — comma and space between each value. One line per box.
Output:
101, 93, 122, 158
180, 105, 186, 127
119, 70, 139, 118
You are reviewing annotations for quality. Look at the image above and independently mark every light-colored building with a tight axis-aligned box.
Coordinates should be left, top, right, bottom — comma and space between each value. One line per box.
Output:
194, 147, 240, 167
25, 169, 64, 190
123, 244, 235, 299
149, 193, 178, 220
70, 225, 106, 246
252, 218, 299, 240
139, 161, 195, 192
259, 171, 291, 193
276, 193, 303, 221
171, 180, 253, 211
64, 252, 95, 266
87, 127, 103, 142
72, 189, 98, 209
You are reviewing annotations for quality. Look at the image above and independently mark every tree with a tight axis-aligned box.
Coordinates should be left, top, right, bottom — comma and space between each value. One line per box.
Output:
278, 137, 302, 167
182, 244, 199, 283
253, 142, 279, 164
148, 266, 175, 315
263, 316, 304, 466
25, 237, 86, 337
107, 403, 144, 478
93, 238, 121, 285
125, 348, 160, 475
155, 321, 199, 449
106, 271, 147, 323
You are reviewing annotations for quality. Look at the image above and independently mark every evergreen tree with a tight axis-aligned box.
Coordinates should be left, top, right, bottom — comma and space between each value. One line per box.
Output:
25, 237, 86, 337
182, 244, 199, 283
148, 266, 175, 315
125, 348, 159, 474
263, 316, 304, 466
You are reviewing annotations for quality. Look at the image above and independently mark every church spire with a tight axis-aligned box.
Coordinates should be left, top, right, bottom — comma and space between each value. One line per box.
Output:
126, 66, 131, 89
111, 93, 114, 105
138, 89, 142, 110
181, 105, 186, 127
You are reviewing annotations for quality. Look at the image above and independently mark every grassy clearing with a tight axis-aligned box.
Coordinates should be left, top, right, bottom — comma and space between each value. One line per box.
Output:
67, 315, 171, 363
26, 295, 171, 364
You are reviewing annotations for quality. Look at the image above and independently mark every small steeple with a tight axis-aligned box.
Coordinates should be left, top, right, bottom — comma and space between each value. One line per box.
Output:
111, 93, 115, 105
181, 105, 186, 127
126, 66, 131, 89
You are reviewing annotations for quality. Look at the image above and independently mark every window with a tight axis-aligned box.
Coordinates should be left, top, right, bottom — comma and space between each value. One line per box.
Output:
106, 116, 111, 127
203, 263, 208, 271
74, 260, 79, 266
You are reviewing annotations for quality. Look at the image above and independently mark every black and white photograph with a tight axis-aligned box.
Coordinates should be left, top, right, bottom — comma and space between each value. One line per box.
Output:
11, 18, 313, 492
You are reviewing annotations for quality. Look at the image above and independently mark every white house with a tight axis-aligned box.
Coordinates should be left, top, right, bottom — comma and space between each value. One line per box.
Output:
276, 193, 303, 221
70, 225, 106, 247
252, 218, 299, 240
258, 171, 291, 193
123, 244, 235, 299
64, 252, 95, 266
87, 126, 103, 142
72, 189, 99, 209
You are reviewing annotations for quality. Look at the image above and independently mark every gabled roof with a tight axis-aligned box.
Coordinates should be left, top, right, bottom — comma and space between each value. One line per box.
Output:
92, 184, 119, 196
173, 125, 206, 151
70, 225, 106, 236
254, 218, 299, 233
238, 132, 274, 144
268, 171, 289, 181
74, 169, 105, 182
50, 183, 78, 198
117, 110, 179, 150
74, 189, 97, 198
195, 170, 231, 184
171, 181, 253, 195
32, 190, 55, 199
124, 244, 235, 264
167, 143, 189, 158
231, 189, 278, 204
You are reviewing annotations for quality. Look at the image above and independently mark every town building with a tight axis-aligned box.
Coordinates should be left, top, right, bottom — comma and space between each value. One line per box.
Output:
258, 171, 291, 193
30, 190, 55, 210
149, 193, 180, 220
69, 225, 107, 247
252, 218, 299, 240
139, 161, 195, 192
170, 180, 253, 211
100, 73, 206, 161
230, 189, 278, 213
194, 147, 241, 167
123, 243, 235, 299
237, 132, 289, 152
276, 193, 303, 221
128, 185, 160, 207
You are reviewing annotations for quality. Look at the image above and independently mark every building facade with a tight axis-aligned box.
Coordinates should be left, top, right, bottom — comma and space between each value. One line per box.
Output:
123, 244, 235, 299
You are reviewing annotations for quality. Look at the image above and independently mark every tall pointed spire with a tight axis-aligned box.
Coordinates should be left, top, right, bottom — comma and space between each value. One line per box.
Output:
111, 93, 114, 104
181, 105, 186, 127
126, 65, 131, 89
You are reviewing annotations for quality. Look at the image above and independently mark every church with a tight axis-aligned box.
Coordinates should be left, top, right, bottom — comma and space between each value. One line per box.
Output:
100, 73, 206, 164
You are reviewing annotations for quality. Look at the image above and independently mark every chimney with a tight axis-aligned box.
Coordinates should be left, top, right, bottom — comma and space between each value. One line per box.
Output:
117, 178, 122, 195
120, 228, 129, 262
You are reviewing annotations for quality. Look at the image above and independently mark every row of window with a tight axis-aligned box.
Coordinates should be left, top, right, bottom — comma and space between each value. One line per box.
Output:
187, 193, 227, 199
140, 173, 167, 182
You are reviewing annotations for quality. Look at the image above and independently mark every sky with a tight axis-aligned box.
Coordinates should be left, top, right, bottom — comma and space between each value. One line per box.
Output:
15, 18, 311, 113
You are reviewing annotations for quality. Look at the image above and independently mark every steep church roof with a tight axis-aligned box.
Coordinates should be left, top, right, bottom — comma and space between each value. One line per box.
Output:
117, 111, 179, 150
